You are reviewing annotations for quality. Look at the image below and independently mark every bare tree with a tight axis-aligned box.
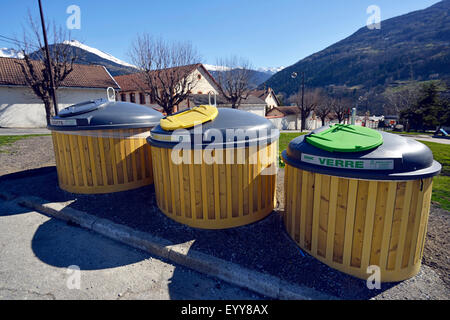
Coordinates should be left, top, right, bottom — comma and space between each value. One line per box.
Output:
214, 56, 253, 109
15, 15, 77, 125
129, 34, 201, 115
289, 88, 321, 131
331, 97, 351, 124
383, 84, 420, 116
315, 95, 332, 127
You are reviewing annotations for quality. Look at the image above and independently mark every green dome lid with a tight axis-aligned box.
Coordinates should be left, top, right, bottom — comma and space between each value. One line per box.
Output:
306, 124, 383, 152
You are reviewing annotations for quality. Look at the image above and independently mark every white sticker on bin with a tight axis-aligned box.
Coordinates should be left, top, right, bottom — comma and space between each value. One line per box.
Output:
301, 153, 394, 170
50, 118, 77, 126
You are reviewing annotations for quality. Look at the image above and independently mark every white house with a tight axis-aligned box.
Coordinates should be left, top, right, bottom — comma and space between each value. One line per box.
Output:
114, 64, 221, 113
249, 87, 281, 110
0, 57, 120, 128
266, 106, 324, 131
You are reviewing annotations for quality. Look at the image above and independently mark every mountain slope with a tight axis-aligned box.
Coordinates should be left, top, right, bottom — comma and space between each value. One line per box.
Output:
264, 0, 450, 97
30, 41, 138, 76
205, 65, 284, 88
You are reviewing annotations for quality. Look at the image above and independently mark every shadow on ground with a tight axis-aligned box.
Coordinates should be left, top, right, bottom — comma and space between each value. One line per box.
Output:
0, 167, 402, 299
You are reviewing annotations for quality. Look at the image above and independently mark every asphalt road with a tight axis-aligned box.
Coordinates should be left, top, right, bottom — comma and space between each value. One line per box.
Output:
0, 199, 264, 300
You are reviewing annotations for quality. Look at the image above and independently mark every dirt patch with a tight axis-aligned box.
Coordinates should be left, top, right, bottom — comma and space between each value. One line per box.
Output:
0, 136, 55, 175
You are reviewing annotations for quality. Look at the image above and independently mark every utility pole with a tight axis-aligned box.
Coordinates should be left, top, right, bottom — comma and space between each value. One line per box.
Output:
301, 72, 304, 117
38, 0, 58, 116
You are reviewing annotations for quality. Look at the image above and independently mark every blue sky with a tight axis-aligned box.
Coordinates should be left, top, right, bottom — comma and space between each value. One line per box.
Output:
0, 0, 441, 69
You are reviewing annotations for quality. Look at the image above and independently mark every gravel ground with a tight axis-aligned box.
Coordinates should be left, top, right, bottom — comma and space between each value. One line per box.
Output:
0, 136, 448, 299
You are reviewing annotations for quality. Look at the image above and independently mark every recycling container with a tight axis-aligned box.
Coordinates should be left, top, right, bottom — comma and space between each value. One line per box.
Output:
281, 124, 441, 282
48, 99, 163, 194
147, 105, 280, 229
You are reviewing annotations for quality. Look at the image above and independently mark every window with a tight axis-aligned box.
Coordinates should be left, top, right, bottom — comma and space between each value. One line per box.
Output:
120, 93, 126, 101
139, 93, 145, 104
130, 93, 135, 103
197, 74, 202, 80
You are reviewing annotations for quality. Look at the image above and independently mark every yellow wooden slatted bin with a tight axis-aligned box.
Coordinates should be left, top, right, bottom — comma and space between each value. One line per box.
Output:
281, 126, 441, 282
48, 100, 163, 194
148, 107, 280, 229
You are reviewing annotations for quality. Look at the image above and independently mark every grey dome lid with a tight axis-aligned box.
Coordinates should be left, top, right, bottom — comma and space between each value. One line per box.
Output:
282, 126, 441, 180
148, 108, 279, 149
48, 99, 163, 131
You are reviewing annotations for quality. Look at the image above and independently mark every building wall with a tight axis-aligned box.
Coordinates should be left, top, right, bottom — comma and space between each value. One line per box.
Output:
237, 105, 266, 118
265, 94, 279, 109
0, 86, 109, 128
116, 67, 220, 109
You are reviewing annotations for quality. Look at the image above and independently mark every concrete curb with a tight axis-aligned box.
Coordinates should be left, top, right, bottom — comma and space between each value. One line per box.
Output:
0, 191, 335, 300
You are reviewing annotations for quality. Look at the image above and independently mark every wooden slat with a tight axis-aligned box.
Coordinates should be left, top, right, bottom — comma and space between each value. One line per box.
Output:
414, 179, 432, 264
243, 148, 249, 216
395, 180, 414, 270
160, 147, 170, 213
299, 170, 308, 248
342, 179, 358, 266
213, 156, 221, 220
76, 135, 89, 187
178, 160, 186, 218
369, 181, 389, 266
318, 174, 330, 258
201, 151, 208, 220
86, 135, 98, 187
96, 134, 108, 186
417, 180, 433, 263
226, 150, 233, 220
304, 171, 315, 250
311, 173, 322, 255
54, 133, 67, 185
188, 151, 197, 221
68, 134, 82, 186
401, 180, 419, 268
326, 176, 339, 261
238, 148, 244, 217
360, 181, 378, 272
129, 132, 138, 182
108, 136, 119, 185
378, 182, 397, 270
350, 180, 369, 268
387, 182, 407, 270
290, 168, 298, 236
408, 179, 427, 267
333, 178, 349, 263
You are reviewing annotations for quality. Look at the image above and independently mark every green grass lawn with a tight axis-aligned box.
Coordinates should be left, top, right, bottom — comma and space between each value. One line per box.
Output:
0, 134, 51, 153
420, 141, 450, 211
278, 133, 450, 211
278, 132, 308, 168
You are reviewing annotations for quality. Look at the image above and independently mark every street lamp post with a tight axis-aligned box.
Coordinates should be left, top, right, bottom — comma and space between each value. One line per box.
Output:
38, 0, 58, 116
291, 71, 305, 131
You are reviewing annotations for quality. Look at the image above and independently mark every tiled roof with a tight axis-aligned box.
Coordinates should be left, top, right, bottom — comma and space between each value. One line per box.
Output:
267, 106, 300, 116
114, 63, 222, 93
115, 64, 204, 92
250, 89, 270, 100
0, 57, 120, 89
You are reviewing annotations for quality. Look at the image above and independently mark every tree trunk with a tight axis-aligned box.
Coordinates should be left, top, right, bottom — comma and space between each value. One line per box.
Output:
44, 98, 55, 126
301, 114, 307, 132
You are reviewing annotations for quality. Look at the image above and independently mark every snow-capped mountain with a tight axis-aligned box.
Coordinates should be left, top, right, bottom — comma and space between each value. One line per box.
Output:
257, 66, 285, 74
204, 64, 285, 88
0, 48, 24, 59
204, 64, 284, 75
63, 40, 137, 69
